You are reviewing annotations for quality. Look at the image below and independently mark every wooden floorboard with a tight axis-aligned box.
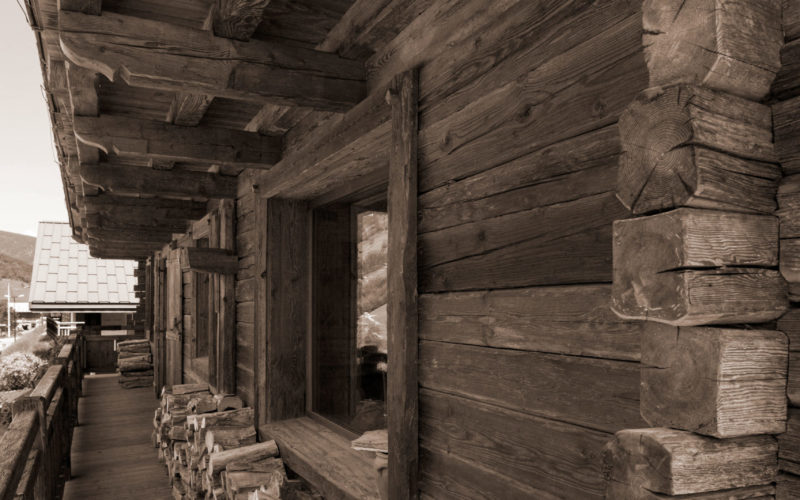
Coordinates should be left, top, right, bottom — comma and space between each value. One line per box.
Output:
63, 374, 172, 500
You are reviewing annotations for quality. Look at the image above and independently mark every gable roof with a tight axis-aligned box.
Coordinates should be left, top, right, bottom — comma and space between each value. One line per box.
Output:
29, 222, 138, 311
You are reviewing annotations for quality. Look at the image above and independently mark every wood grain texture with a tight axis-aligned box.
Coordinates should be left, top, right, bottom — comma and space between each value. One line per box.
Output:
420, 389, 609, 499
73, 114, 281, 170
256, 198, 308, 425
604, 428, 778, 496
781, 409, 800, 473
642, 0, 782, 100
419, 340, 643, 433
617, 85, 778, 215
774, 98, 800, 176
217, 200, 237, 394
212, 0, 270, 41
166, 93, 214, 127
58, 10, 365, 111
387, 68, 419, 500
419, 284, 643, 362
259, 417, 380, 499
80, 163, 237, 199
612, 208, 787, 325
641, 325, 788, 437
59, 0, 102, 15
181, 247, 238, 275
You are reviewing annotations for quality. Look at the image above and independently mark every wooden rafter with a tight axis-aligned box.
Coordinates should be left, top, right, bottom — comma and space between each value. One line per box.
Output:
81, 163, 238, 199
58, 10, 366, 112
73, 114, 282, 169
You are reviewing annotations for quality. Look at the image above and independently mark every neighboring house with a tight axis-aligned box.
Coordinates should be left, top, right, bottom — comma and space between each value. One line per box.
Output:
28, 222, 140, 336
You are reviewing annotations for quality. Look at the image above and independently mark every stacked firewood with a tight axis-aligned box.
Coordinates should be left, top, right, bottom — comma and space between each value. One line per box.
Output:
153, 383, 320, 499
116, 339, 153, 388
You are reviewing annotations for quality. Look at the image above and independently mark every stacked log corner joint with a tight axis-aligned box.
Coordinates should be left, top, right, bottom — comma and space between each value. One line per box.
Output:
605, 0, 793, 498
117, 339, 154, 388
153, 383, 322, 499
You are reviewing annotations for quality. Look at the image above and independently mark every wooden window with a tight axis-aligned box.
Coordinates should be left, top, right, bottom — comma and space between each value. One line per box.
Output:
311, 197, 388, 435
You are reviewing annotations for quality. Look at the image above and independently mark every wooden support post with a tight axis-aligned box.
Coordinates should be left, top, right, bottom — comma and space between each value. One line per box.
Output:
642, 0, 782, 100
641, 324, 788, 437
604, 428, 777, 497
217, 200, 236, 395
611, 208, 787, 325
616, 85, 779, 215
387, 68, 419, 500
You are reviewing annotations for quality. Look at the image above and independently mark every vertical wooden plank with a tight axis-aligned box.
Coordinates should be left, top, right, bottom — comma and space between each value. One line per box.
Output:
166, 248, 184, 386
387, 67, 419, 500
266, 199, 309, 422
208, 212, 220, 392
255, 196, 268, 426
219, 199, 237, 394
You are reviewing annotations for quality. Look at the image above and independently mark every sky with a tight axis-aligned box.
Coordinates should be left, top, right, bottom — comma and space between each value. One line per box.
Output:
0, 1, 69, 237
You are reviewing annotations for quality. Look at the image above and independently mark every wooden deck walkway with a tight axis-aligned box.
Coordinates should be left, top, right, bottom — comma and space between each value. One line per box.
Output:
62, 374, 172, 500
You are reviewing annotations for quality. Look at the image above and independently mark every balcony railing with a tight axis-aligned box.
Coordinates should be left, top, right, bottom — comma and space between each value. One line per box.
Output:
0, 332, 83, 500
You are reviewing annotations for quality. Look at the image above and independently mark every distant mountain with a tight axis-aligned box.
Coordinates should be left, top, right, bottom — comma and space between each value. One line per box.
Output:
0, 231, 35, 266
0, 231, 36, 301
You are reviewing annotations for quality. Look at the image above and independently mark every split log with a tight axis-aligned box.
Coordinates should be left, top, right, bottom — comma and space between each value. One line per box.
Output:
117, 351, 151, 361
117, 341, 150, 353
225, 469, 287, 498
642, 0, 782, 100
196, 408, 254, 431
206, 427, 257, 454
172, 384, 210, 396
603, 428, 777, 496
119, 375, 153, 389
187, 394, 218, 415
208, 441, 279, 478
641, 324, 788, 437
118, 358, 153, 372
617, 85, 778, 215
214, 394, 244, 412
226, 457, 283, 474
612, 208, 787, 325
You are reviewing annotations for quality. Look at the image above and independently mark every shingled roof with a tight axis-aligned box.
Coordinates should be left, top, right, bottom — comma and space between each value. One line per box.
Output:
29, 222, 138, 311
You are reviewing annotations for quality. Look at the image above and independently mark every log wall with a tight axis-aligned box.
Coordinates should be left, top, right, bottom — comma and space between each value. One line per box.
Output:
380, 0, 648, 497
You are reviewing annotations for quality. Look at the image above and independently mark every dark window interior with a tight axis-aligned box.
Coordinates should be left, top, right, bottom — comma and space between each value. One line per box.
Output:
312, 199, 388, 435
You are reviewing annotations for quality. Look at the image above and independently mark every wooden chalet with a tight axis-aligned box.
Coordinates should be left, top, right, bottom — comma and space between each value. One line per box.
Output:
8, 0, 800, 498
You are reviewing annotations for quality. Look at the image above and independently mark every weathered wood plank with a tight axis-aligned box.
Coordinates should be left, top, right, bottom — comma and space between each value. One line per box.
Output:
780, 409, 800, 471
420, 389, 609, 499
642, 0, 782, 100
641, 325, 788, 437
211, 0, 270, 41
255, 198, 308, 425
166, 93, 214, 127
181, 247, 238, 275
419, 285, 643, 362
418, 125, 620, 234
418, 340, 644, 433
612, 208, 787, 326
59, 11, 366, 111
387, 68, 418, 500
73, 115, 281, 170
81, 163, 237, 199
59, 0, 102, 15
217, 200, 237, 394
0, 411, 39, 500
774, 98, 800, 176
617, 85, 778, 215
418, 13, 647, 193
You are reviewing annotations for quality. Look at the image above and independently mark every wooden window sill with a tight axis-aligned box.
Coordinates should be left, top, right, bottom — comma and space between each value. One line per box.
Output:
259, 417, 381, 500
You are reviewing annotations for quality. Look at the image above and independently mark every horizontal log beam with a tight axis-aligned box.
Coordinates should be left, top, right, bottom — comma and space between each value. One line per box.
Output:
81, 163, 238, 199
180, 247, 238, 274
641, 324, 787, 438
85, 213, 192, 234
85, 227, 177, 244
167, 93, 214, 127
73, 115, 282, 169
604, 428, 777, 496
612, 208, 787, 325
643, 0, 782, 100
59, 10, 366, 112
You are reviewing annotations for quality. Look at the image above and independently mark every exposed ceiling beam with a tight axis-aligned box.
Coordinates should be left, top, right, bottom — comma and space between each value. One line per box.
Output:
58, 10, 366, 112
73, 114, 282, 169
211, 0, 271, 41
81, 163, 238, 199
59, 0, 101, 15
86, 227, 176, 244
167, 93, 215, 127
85, 213, 192, 234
